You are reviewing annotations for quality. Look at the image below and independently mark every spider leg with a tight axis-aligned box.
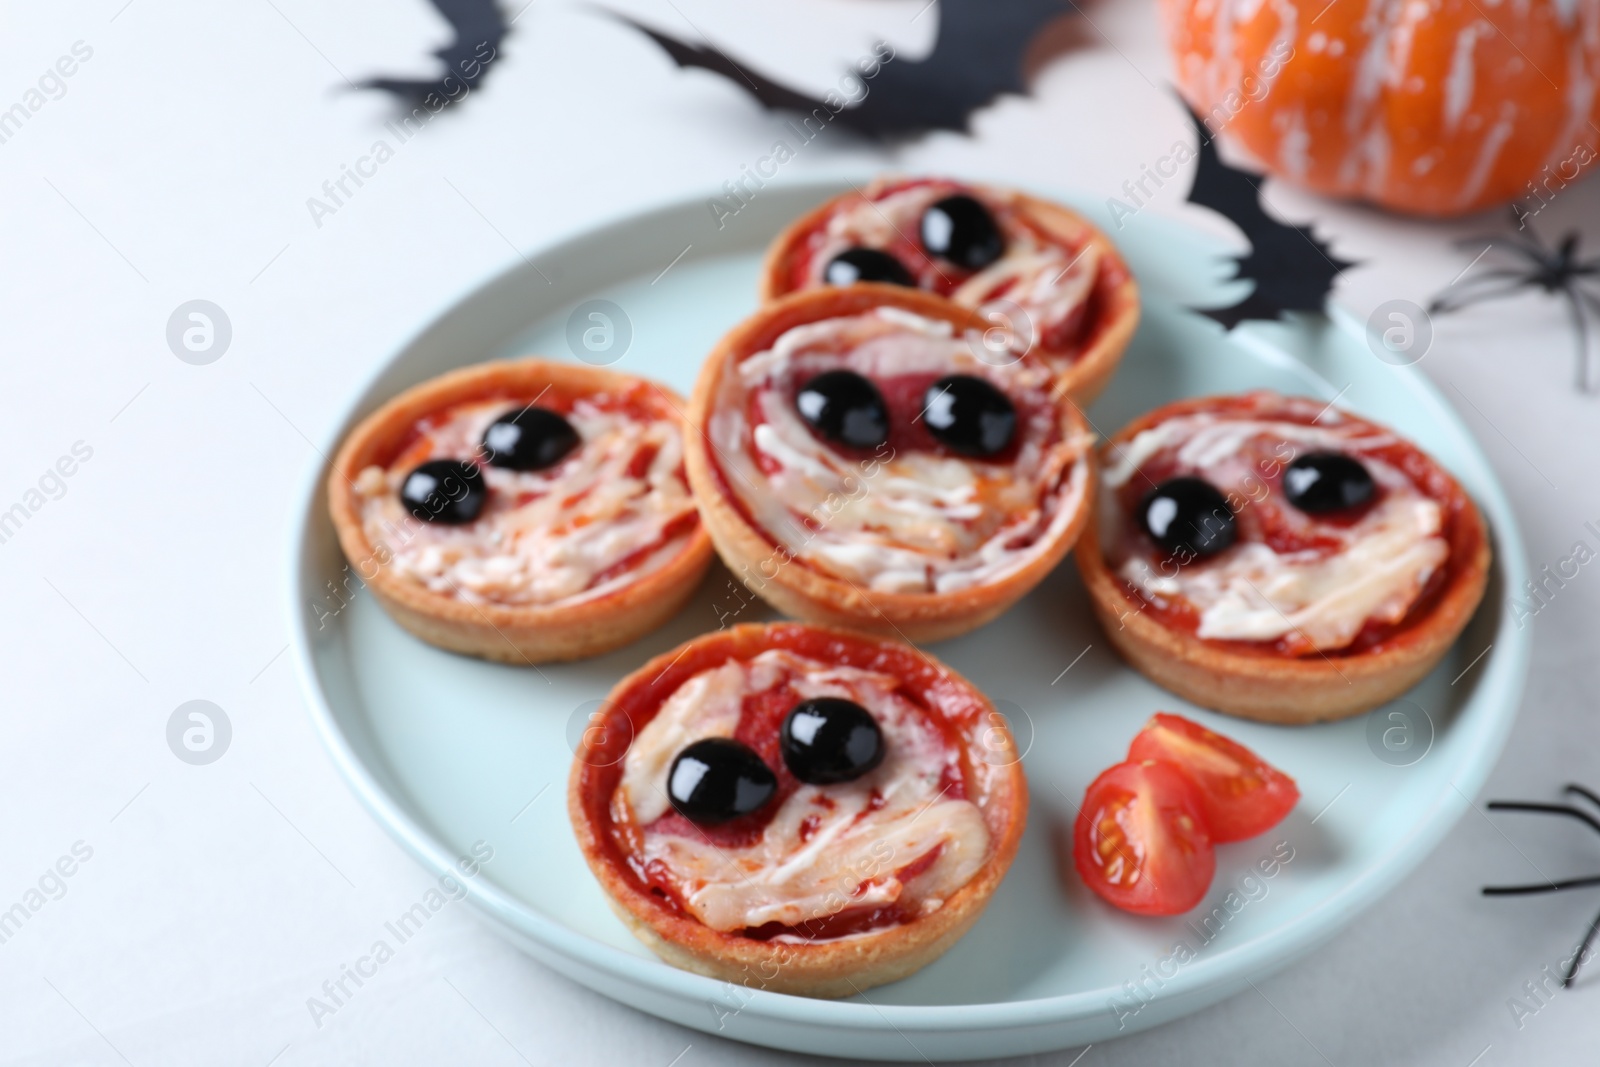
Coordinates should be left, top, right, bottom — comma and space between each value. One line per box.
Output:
1455, 229, 1544, 260
1428, 274, 1538, 314
1485, 801, 1600, 838
1483, 873, 1600, 896
1450, 247, 1540, 276
1575, 287, 1600, 319
1485, 792, 1600, 988
1443, 267, 1541, 287
1566, 784, 1600, 812
1562, 904, 1600, 986
1569, 288, 1600, 393
1521, 219, 1555, 255
1563, 289, 1600, 393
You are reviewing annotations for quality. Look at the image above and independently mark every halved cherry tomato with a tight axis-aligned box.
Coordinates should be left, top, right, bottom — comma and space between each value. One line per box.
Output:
1073, 759, 1215, 915
1127, 713, 1299, 843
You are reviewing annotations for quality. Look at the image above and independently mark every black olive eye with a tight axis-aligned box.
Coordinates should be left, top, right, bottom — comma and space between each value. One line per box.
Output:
824, 247, 916, 288
1138, 477, 1237, 559
920, 194, 1005, 271
1283, 452, 1376, 513
481, 406, 580, 472
923, 375, 1016, 457
667, 738, 778, 824
400, 459, 487, 524
796, 370, 890, 449
781, 698, 885, 785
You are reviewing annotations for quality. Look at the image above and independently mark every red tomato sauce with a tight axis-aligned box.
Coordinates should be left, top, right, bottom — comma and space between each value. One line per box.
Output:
1107, 394, 1481, 658
577, 626, 990, 939
386, 382, 669, 469
784, 177, 1110, 357
378, 383, 697, 595
715, 349, 1069, 581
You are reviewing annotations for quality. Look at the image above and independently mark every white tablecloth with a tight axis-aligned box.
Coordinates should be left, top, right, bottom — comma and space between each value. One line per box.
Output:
5, 2, 1597, 1063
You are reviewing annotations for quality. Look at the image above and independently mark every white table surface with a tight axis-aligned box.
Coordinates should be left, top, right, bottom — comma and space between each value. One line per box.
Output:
4, 2, 1597, 1064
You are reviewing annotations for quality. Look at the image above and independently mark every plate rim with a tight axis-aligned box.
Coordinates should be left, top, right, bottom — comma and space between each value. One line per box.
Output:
286, 178, 1531, 1035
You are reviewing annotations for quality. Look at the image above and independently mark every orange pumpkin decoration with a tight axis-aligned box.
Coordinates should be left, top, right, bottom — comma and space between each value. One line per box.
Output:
1161, 0, 1600, 217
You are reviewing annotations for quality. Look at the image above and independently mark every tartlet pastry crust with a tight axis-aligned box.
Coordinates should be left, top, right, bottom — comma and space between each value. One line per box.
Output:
1075, 395, 1492, 724
760, 181, 1140, 402
327, 358, 713, 664
567, 622, 1027, 998
685, 286, 1095, 643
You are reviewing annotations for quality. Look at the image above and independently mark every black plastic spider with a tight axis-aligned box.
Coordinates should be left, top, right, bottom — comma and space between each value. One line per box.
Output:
1483, 783, 1600, 986
1429, 209, 1600, 394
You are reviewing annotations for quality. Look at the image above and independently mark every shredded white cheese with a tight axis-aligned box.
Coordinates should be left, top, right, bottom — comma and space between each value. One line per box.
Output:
1102, 408, 1450, 651
708, 308, 1091, 594
355, 398, 697, 606
618, 649, 989, 936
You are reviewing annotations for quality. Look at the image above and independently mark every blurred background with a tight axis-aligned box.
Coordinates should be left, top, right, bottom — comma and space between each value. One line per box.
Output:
1, 1, 1596, 1063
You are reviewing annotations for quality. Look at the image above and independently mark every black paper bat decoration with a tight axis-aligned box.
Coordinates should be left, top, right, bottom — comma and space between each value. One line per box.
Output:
363, 0, 508, 106
1429, 210, 1600, 393
1184, 107, 1355, 329
1483, 783, 1600, 986
611, 0, 1076, 138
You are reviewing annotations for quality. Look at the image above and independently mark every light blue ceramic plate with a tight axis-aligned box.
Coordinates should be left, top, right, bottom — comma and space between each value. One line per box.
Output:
288, 180, 1529, 1061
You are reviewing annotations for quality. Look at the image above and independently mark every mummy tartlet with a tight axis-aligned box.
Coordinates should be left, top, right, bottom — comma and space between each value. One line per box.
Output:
328, 359, 713, 663
685, 286, 1095, 643
761, 177, 1140, 401
567, 623, 1026, 997
1076, 392, 1491, 723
